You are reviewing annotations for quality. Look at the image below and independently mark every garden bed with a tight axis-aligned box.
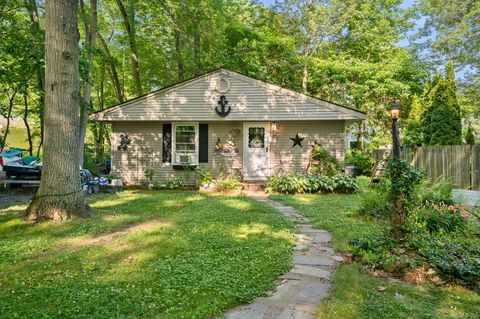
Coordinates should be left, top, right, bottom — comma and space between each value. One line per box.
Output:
270, 193, 480, 318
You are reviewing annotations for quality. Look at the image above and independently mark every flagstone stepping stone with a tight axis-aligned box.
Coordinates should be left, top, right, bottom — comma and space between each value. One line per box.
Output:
293, 255, 335, 267
224, 193, 341, 319
290, 264, 331, 280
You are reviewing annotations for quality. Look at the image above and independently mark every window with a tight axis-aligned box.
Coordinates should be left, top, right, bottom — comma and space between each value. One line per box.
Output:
248, 127, 265, 148
172, 123, 199, 165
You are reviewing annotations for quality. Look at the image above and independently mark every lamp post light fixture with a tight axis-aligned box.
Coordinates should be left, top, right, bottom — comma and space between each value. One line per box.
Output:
271, 121, 279, 136
389, 101, 401, 159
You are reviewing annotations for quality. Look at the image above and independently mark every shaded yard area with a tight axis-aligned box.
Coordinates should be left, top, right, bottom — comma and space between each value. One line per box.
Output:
270, 194, 480, 319
0, 190, 295, 318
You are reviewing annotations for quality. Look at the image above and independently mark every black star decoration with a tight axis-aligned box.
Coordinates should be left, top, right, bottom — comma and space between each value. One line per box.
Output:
290, 134, 304, 147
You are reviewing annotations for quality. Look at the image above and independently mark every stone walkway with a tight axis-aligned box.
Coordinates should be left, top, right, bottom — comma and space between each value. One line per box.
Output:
225, 193, 342, 319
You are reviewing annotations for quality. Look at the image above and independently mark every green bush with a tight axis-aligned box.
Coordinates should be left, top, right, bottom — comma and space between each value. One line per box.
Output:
385, 159, 424, 210
359, 182, 393, 217
309, 145, 340, 176
165, 176, 185, 189
415, 178, 453, 204
144, 167, 155, 184
195, 166, 213, 186
215, 175, 243, 190
417, 236, 480, 286
405, 202, 472, 235
345, 149, 373, 176
265, 173, 357, 194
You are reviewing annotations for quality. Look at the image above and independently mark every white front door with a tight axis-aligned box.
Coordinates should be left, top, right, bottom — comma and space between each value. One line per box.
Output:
243, 122, 269, 180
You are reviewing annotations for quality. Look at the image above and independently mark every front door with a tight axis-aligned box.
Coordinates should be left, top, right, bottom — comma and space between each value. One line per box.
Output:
243, 122, 269, 180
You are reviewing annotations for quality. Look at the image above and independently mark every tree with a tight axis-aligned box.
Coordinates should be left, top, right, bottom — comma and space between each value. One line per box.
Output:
26, 0, 89, 221
419, 0, 479, 73
422, 76, 462, 145
78, 0, 98, 167
465, 124, 475, 145
115, 0, 142, 96
402, 94, 424, 147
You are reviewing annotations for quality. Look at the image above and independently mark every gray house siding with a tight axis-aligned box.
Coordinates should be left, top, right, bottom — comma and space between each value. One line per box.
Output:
92, 69, 365, 122
111, 120, 345, 185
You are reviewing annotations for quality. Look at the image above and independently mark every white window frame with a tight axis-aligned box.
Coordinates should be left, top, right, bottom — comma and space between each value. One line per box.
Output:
172, 122, 199, 166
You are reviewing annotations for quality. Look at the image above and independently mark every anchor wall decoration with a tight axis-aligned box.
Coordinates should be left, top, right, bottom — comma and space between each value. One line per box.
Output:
215, 95, 231, 117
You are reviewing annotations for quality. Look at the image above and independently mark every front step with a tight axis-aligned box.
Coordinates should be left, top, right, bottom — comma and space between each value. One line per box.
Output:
243, 180, 266, 192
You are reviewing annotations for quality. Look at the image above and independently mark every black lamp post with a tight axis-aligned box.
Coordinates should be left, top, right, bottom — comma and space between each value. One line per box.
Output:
388, 101, 401, 159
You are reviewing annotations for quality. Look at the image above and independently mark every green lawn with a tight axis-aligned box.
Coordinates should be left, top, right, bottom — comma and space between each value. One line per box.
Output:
270, 193, 480, 319
0, 190, 295, 318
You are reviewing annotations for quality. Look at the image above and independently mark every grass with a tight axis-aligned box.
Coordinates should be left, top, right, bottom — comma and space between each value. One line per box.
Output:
0, 190, 295, 318
270, 193, 480, 319
269, 193, 383, 251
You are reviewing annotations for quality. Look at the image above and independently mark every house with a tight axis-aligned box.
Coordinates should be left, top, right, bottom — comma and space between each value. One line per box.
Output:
90, 68, 365, 185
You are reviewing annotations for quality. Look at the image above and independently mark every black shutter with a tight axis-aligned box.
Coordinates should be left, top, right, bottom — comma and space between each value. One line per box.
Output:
162, 124, 172, 163
199, 124, 208, 163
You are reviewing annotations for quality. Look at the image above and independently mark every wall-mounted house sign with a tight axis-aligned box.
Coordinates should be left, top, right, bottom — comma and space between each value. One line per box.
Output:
117, 134, 131, 151
215, 95, 231, 117
215, 129, 240, 156
290, 134, 304, 147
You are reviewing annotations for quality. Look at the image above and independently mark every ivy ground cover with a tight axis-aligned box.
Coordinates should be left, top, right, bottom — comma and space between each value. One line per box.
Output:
270, 194, 480, 319
0, 190, 295, 318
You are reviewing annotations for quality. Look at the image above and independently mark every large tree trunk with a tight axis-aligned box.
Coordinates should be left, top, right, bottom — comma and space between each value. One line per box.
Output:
115, 0, 142, 96
97, 32, 124, 103
78, 0, 97, 167
23, 94, 34, 156
26, 0, 89, 222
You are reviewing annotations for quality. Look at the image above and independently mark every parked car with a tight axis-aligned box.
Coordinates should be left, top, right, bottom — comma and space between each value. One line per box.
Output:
0, 148, 42, 179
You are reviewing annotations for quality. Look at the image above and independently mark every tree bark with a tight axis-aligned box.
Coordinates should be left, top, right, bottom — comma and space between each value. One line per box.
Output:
97, 32, 124, 103
1, 90, 17, 151
23, 94, 34, 156
301, 33, 311, 93
78, 0, 97, 168
26, 0, 89, 222
193, 33, 200, 76
115, 0, 142, 96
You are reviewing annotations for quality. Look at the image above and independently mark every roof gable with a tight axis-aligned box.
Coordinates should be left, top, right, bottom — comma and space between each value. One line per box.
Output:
90, 68, 365, 122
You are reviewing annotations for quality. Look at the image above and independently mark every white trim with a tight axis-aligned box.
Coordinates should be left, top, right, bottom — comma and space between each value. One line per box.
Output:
172, 122, 199, 165
243, 122, 270, 180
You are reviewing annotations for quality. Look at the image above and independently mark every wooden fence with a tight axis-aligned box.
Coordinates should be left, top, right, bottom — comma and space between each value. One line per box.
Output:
372, 145, 480, 190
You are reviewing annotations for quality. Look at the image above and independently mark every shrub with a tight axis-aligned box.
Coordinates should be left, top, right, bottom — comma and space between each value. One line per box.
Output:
359, 182, 393, 217
385, 159, 425, 205
144, 167, 155, 184
165, 176, 185, 189
415, 178, 453, 204
195, 166, 213, 186
309, 145, 340, 176
345, 149, 373, 176
265, 173, 357, 194
406, 202, 472, 235
215, 175, 243, 190
350, 236, 400, 268
417, 236, 480, 286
